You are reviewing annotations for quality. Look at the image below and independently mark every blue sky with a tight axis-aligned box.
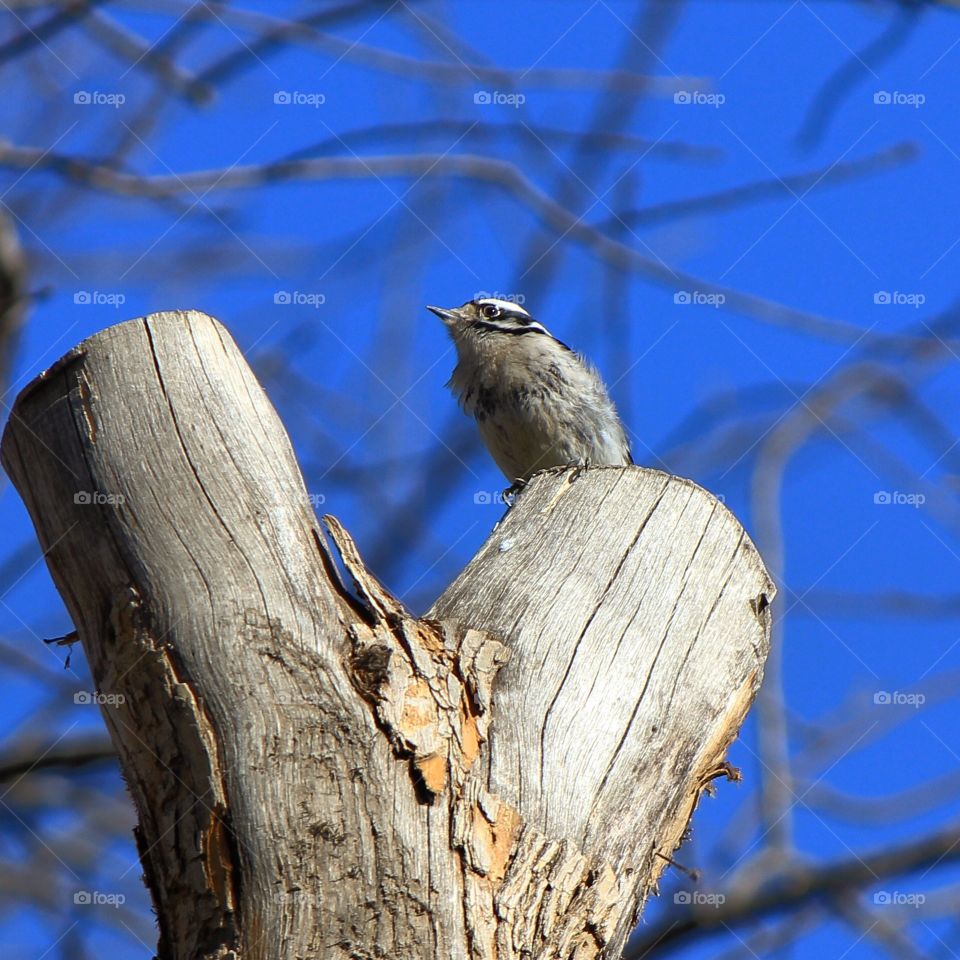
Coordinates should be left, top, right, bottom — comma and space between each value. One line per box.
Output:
2, 2, 960, 957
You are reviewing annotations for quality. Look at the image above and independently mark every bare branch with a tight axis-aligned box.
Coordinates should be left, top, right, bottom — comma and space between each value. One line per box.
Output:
0, 734, 116, 783
0, 142, 937, 348
626, 823, 960, 958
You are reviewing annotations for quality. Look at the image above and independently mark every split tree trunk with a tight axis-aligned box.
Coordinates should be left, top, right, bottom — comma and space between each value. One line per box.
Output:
0, 311, 774, 960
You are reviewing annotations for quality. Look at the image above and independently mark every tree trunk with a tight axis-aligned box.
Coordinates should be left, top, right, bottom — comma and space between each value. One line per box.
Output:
0, 310, 774, 960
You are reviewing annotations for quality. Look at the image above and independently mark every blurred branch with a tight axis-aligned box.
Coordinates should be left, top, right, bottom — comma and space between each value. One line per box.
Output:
748, 366, 898, 856
626, 822, 960, 958
285, 118, 723, 164
515, 0, 685, 300
189, 0, 701, 94
1, 141, 940, 348
603, 141, 918, 228
794, 669, 960, 772
797, 2, 923, 149
81, 7, 213, 104
805, 767, 960, 824
708, 908, 820, 960
713, 669, 960, 871
0, 538, 40, 592
787, 589, 960, 618
0, 210, 27, 401
189, 0, 422, 90
0, 0, 106, 67
0, 734, 115, 783
830, 892, 932, 960
363, 412, 481, 590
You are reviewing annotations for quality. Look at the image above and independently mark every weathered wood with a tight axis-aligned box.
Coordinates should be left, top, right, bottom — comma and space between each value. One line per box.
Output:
0, 310, 774, 960
430, 467, 773, 955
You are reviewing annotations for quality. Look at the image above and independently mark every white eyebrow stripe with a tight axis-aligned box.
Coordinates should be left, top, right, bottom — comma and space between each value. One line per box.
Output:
476, 297, 530, 316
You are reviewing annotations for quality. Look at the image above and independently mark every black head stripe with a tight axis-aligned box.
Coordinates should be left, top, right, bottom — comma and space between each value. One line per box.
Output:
469, 299, 573, 351
474, 318, 548, 336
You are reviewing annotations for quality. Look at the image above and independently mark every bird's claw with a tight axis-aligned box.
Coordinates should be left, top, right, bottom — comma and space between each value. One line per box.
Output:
502, 478, 526, 504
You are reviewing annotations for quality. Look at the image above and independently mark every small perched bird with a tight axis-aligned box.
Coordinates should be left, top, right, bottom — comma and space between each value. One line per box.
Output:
428, 297, 632, 483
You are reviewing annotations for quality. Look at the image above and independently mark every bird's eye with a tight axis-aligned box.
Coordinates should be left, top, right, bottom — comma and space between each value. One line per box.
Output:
481, 304, 501, 319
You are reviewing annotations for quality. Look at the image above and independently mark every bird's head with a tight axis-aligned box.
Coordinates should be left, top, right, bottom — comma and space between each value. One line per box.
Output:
427, 298, 553, 346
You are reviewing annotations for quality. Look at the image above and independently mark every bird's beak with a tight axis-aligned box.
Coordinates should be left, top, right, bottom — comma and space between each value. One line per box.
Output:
426, 304, 461, 325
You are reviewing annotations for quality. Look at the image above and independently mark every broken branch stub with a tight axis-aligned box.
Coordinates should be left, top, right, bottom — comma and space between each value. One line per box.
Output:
0, 310, 773, 959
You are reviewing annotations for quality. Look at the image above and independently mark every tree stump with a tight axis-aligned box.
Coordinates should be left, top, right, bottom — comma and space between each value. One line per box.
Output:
0, 310, 774, 960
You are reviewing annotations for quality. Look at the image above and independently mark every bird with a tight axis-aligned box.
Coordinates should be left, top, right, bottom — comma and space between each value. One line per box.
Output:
427, 297, 632, 484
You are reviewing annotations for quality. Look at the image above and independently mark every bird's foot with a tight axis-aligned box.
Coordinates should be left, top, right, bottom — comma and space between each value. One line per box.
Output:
569, 458, 590, 482
502, 478, 526, 504
525, 460, 590, 487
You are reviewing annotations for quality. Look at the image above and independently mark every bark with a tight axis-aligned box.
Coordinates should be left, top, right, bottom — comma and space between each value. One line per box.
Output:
0, 310, 774, 960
